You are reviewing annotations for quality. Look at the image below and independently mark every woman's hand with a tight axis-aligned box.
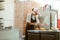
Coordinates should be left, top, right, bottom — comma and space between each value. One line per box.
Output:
34, 23, 40, 26
41, 23, 48, 26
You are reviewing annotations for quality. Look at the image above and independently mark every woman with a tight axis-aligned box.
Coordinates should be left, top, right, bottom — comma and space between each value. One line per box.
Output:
25, 8, 40, 40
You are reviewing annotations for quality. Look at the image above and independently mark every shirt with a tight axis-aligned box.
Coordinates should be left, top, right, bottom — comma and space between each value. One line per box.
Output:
26, 13, 40, 23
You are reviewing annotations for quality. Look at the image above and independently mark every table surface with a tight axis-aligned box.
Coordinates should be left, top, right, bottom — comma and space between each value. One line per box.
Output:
27, 30, 60, 33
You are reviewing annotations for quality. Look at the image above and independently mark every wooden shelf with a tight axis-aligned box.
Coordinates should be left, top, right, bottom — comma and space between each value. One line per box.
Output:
0, 0, 4, 2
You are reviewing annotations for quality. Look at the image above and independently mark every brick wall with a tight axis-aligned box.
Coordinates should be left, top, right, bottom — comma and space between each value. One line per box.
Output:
14, 1, 40, 34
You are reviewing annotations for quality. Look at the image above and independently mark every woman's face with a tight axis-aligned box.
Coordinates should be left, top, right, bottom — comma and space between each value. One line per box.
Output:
32, 11, 37, 15
32, 8, 38, 15
34, 11, 38, 15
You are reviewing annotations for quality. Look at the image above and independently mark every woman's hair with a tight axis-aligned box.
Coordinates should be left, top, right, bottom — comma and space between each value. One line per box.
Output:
32, 8, 34, 11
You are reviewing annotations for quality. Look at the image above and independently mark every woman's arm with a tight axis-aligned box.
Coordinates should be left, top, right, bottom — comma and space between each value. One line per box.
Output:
27, 22, 35, 25
26, 13, 35, 25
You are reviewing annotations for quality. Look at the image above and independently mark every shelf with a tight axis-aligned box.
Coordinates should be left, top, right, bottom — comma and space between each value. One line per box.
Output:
0, 18, 4, 29
0, 23, 3, 24
0, 0, 4, 2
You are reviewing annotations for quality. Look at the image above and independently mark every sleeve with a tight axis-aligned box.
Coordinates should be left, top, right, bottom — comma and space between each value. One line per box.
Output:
26, 14, 31, 23
36, 15, 40, 23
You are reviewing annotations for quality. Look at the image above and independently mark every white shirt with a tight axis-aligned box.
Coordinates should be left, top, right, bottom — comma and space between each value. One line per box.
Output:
26, 13, 40, 23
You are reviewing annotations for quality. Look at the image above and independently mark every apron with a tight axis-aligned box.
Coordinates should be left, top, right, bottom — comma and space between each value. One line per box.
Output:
25, 14, 37, 40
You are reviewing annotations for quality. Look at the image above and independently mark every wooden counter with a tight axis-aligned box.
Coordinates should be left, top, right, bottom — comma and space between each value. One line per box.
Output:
27, 30, 60, 40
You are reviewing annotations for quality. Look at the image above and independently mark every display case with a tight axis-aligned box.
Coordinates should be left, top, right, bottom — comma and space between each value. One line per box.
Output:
38, 6, 50, 30
38, 5, 58, 30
